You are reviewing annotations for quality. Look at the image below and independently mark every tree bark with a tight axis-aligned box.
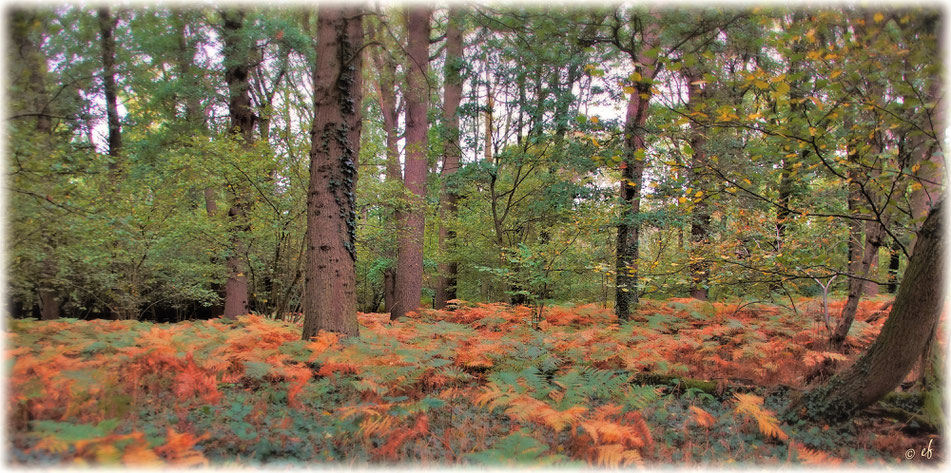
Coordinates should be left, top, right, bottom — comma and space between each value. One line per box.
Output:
435, 9, 463, 309
301, 6, 363, 340
98, 8, 122, 160
791, 200, 944, 423
220, 9, 257, 318
684, 67, 711, 301
391, 8, 431, 320
615, 48, 656, 321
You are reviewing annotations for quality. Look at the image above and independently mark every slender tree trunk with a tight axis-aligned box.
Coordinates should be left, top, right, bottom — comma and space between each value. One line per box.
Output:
615, 67, 655, 320
391, 8, 431, 320
907, 60, 944, 253
435, 9, 463, 309
220, 9, 257, 318
886, 237, 901, 294
369, 23, 402, 313
684, 67, 711, 300
300, 6, 363, 340
98, 7, 122, 160
791, 201, 944, 422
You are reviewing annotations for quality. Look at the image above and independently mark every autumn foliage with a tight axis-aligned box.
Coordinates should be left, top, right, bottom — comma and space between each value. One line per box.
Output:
6, 298, 926, 465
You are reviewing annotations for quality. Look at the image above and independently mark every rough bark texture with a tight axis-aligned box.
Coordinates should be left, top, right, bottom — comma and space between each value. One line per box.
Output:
792, 201, 944, 422
220, 9, 257, 318
98, 8, 122, 159
435, 9, 463, 309
300, 6, 363, 340
684, 67, 710, 301
391, 8, 431, 320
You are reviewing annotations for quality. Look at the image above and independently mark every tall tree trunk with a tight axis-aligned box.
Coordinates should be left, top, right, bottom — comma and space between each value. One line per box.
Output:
391, 8, 431, 320
435, 9, 463, 309
833, 130, 887, 346
684, 67, 711, 300
11, 10, 61, 319
369, 22, 402, 313
615, 59, 656, 321
220, 9, 257, 318
98, 8, 122, 160
791, 200, 944, 422
300, 6, 363, 339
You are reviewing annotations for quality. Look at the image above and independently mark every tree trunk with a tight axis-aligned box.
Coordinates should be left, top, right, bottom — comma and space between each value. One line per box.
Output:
615, 69, 654, 320
369, 23, 403, 314
220, 9, 257, 318
684, 67, 711, 301
791, 200, 943, 423
435, 9, 463, 309
391, 8, 431, 320
11, 10, 61, 319
300, 6, 363, 340
886, 237, 901, 294
98, 8, 122, 160
10, 10, 52, 134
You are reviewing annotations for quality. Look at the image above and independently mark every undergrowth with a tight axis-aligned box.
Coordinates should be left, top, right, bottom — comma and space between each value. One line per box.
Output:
5, 297, 934, 466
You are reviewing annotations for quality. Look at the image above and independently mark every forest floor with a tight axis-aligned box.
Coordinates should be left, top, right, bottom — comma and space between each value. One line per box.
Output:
5, 296, 942, 467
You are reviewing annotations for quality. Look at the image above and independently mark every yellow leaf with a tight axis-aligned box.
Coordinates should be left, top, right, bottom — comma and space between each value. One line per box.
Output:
590, 116, 599, 124
874, 12, 884, 23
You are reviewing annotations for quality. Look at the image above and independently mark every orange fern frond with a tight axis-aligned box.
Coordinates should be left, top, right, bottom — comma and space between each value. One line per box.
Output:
689, 405, 716, 428
794, 442, 841, 465
733, 393, 788, 441
154, 429, 209, 466
594, 443, 643, 467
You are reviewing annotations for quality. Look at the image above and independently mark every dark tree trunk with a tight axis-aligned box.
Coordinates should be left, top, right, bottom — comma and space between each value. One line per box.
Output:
435, 9, 463, 309
684, 67, 711, 301
886, 237, 901, 294
300, 6, 363, 340
391, 8, 431, 320
220, 9, 257, 318
98, 8, 122, 159
791, 201, 944, 422
615, 73, 654, 321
